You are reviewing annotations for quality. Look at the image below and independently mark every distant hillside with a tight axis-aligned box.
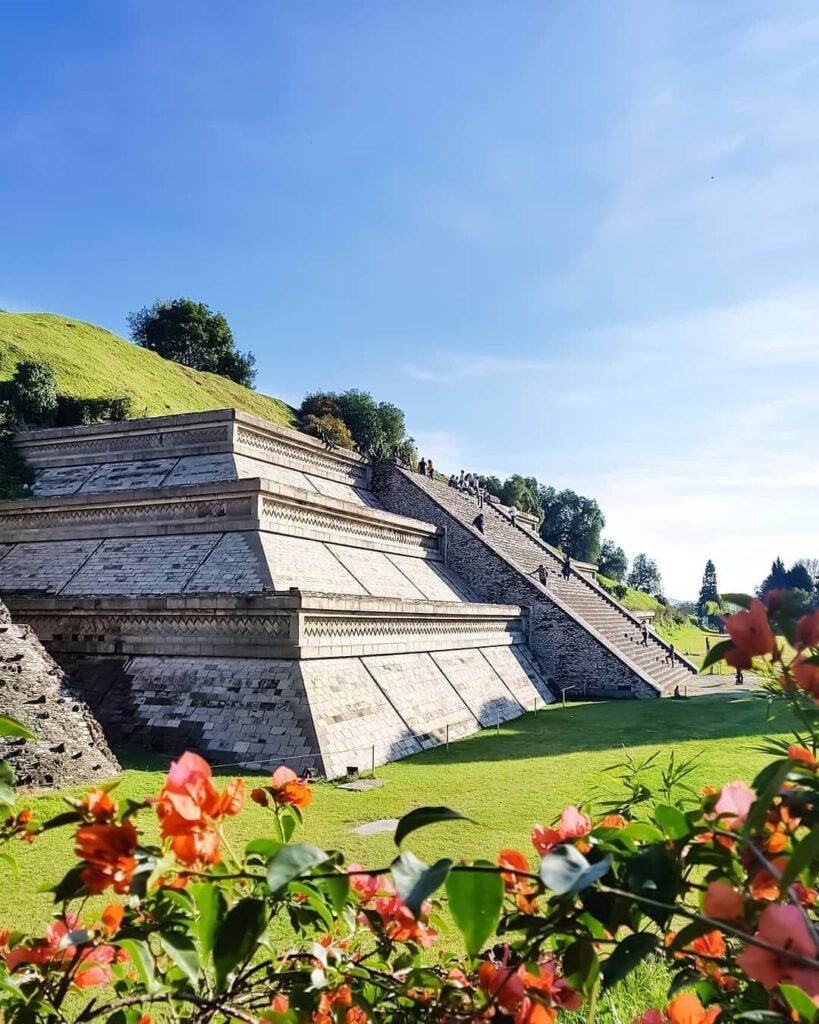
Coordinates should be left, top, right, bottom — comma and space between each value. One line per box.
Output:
0, 312, 296, 426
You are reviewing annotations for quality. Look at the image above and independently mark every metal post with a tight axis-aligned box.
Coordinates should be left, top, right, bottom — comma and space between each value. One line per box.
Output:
371, 745, 375, 777
445, 724, 450, 753
533, 697, 537, 715
562, 688, 566, 708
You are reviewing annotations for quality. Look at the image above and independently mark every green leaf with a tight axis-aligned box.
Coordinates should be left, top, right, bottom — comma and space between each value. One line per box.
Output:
39, 811, 83, 833
117, 938, 158, 993
391, 851, 453, 918
780, 984, 819, 1024
625, 846, 678, 925
654, 804, 689, 841
721, 593, 752, 610
159, 932, 199, 989
266, 843, 329, 893
189, 882, 225, 961
321, 873, 350, 914
701, 639, 735, 670
620, 822, 664, 844
0, 715, 35, 740
394, 806, 471, 847
563, 939, 601, 998
668, 969, 702, 997
601, 932, 659, 988
539, 845, 611, 895
445, 861, 504, 955
0, 760, 15, 807
780, 828, 819, 890
0, 851, 18, 875
213, 898, 267, 992
246, 838, 284, 861
40, 865, 88, 902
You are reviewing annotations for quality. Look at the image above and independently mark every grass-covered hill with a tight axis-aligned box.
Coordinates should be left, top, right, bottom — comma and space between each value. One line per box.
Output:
0, 312, 296, 426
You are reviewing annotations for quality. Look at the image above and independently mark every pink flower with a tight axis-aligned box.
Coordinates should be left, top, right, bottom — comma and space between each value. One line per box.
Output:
713, 781, 755, 829
703, 881, 744, 922
532, 806, 592, 856
737, 904, 819, 996
634, 1012, 666, 1024
348, 862, 394, 903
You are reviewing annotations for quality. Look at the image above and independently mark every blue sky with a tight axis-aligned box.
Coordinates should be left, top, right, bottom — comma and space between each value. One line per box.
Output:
2, 2, 818, 598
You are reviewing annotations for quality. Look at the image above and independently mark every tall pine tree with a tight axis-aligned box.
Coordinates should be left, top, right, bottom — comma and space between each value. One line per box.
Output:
758, 557, 789, 596
697, 559, 720, 618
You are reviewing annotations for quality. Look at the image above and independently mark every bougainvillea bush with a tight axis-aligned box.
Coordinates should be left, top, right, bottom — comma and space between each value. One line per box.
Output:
2, 592, 819, 1024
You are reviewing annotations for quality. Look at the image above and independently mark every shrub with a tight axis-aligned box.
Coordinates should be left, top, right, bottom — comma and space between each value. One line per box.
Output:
299, 389, 414, 461
9, 360, 58, 426
2, 594, 819, 1024
55, 394, 133, 426
302, 413, 355, 450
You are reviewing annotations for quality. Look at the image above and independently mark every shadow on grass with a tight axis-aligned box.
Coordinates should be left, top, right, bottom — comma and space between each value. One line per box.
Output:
389, 693, 788, 770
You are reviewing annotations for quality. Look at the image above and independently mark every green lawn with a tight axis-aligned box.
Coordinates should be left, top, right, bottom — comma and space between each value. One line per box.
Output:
0, 311, 296, 425
1, 693, 792, 936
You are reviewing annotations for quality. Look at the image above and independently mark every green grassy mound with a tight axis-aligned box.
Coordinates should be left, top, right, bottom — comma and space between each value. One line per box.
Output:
0, 311, 296, 425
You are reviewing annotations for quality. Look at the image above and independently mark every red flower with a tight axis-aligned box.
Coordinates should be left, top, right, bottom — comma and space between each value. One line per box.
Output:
532, 806, 591, 856
788, 744, 818, 770
478, 959, 580, 1024
348, 862, 394, 903
723, 599, 776, 669
737, 903, 819, 996
100, 903, 125, 936
75, 820, 138, 894
5, 917, 118, 990
367, 895, 437, 947
797, 610, 819, 650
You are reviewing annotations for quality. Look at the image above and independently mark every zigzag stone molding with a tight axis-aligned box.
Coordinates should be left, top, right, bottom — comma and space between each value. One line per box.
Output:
302, 615, 518, 639
0, 497, 253, 535
261, 496, 438, 552
236, 427, 367, 483
19, 426, 230, 460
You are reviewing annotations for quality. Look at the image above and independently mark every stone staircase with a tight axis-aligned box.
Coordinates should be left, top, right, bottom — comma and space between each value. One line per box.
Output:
398, 471, 699, 696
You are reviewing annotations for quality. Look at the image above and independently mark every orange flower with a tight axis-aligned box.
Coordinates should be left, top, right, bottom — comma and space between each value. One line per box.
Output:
797, 610, 819, 650
788, 745, 818, 771
478, 960, 580, 1024
348, 862, 394, 903
314, 984, 365, 1024
270, 766, 313, 808
666, 992, 720, 1024
723, 599, 776, 669
598, 813, 626, 829
100, 903, 125, 936
155, 752, 244, 868
79, 789, 118, 823
75, 820, 138, 894
367, 895, 438, 947
532, 806, 591, 856
792, 654, 819, 700
5, 916, 119, 990
270, 994, 290, 1013
703, 881, 743, 922
499, 849, 538, 913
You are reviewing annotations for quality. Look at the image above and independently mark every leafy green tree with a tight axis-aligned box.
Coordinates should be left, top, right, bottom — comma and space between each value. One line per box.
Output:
302, 413, 354, 450
697, 559, 720, 620
538, 486, 605, 562
128, 298, 256, 386
10, 360, 58, 425
500, 475, 540, 517
482, 475, 503, 499
598, 540, 628, 581
300, 389, 414, 461
758, 557, 789, 597
627, 552, 662, 594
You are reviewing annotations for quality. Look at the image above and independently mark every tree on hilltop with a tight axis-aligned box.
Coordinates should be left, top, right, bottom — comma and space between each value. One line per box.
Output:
539, 486, 605, 563
128, 298, 256, 387
598, 539, 628, 582
500, 475, 540, 517
786, 561, 815, 595
627, 552, 662, 595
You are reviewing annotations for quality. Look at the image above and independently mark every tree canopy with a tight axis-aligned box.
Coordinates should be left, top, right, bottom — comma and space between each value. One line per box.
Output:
697, 559, 720, 618
300, 390, 414, 461
538, 486, 605, 562
128, 298, 256, 387
598, 539, 628, 582
627, 552, 662, 595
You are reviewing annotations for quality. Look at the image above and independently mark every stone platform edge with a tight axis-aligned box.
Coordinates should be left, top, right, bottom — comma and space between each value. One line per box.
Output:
6, 590, 529, 660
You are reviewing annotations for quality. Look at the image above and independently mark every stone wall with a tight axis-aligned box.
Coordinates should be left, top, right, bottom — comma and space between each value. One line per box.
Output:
0, 601, 119, 789
373, 465, 657, 699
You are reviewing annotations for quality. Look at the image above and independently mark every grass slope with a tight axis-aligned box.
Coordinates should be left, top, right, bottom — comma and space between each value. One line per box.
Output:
0, 312, 296, 425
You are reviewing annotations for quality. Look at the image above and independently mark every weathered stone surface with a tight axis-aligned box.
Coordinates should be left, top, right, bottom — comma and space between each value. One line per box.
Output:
0, 600, 119, 789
